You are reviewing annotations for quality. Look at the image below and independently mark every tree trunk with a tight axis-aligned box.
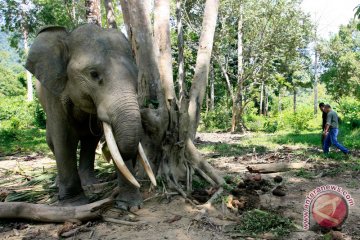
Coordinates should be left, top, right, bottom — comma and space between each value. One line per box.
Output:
209, 64, 215, 111
264, 85, 269, 116
122, 0, 223, 197
23, 25, 33, 102
126, 0, 164, 105
188, 0, 220, 140
154, 0, 176, 107
259, 81, 264, 115
104, 0, 117, 28
119, 0, 131, 38
176, 0, 186, 100
85, 0, 102, 26
231, 1, 245, 133
314, 48, 318, 115
219, 61, 234, 101
21, 0, 33, 102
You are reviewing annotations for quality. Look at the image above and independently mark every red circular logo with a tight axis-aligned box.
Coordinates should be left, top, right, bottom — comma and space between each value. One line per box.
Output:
311, 192, 348, 228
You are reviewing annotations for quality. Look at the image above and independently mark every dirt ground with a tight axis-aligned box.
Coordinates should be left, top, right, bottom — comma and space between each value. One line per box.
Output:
0, 132, 359, 240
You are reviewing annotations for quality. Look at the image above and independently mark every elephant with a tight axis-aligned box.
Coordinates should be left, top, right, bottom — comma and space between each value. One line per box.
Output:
25, 24, 156, 208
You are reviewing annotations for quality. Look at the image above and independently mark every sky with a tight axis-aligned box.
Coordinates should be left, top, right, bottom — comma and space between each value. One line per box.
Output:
301, 0, 359, 39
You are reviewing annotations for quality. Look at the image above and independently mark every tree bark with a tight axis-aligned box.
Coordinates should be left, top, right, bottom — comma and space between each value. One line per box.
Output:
23, 25, 33, 102
119, 0, 131, 38
231, 1, 245, 133
126, 0, 164, 106
259, 81, 264, 115
104, 0, 117, 28
209, 64, 215, 111
219, 61, 234, 101
264, 84, 269, 116
314, 49, 318, 115
154, 0, 176, 107
176, 0, 186, 100
120, 0, 223, 201
85, 0, 102, 26
188, 0, 220, 140
21, 0, 33, 102
0, 195, 114, 222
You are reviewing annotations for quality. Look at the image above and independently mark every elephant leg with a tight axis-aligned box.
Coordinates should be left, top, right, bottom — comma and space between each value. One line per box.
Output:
48, 128, 88, 206
79, 136, 100, 186
115, 160, 143, 209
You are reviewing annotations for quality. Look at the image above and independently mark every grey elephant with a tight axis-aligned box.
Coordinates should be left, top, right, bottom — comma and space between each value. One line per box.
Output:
25, 24, 156, 208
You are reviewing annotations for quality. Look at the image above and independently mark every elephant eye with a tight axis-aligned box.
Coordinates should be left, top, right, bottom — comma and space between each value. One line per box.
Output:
90, 70, 99, 79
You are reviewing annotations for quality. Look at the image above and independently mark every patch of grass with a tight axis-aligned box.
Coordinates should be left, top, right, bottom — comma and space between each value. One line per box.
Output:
272, 131, 320, 147
295, 168, 315, 179
235, 209, 295, 237
0, 128, 48, 155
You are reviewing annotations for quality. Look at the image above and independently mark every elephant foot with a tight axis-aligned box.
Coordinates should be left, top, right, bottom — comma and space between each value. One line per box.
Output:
115, 186, 143, 210
79, 171, 99, 187
57, 192, 89, 206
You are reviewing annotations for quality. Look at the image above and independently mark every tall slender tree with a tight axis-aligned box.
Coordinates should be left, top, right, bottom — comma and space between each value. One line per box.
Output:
103, 0, 117, 28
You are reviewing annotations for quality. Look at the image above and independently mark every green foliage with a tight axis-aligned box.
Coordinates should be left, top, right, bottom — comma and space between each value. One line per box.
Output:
263, 118, 279, 133
283, 107, 313, 133
0, 65, 25, 97
0, 128, 47, 155
338, 97, 360, 129
34, 103, 46, 129
235, 209, 294, 237
0, 96, 47, 154
201, 102, 232, 132
0, 96, 35, 128
319, 20, 360, 100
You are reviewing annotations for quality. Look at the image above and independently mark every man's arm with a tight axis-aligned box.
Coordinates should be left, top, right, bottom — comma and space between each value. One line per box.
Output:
323, 124, 330, 135
324, 112, 332, 134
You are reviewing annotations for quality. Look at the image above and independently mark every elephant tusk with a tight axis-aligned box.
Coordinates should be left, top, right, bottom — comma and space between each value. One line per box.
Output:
138, 143, 157, 186
102, 122, 140, 188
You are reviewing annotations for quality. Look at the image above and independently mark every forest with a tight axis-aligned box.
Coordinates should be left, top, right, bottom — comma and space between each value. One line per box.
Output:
0, 0, 359, 239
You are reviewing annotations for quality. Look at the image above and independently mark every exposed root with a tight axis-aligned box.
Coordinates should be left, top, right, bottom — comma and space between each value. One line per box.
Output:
195, 167, 216, 186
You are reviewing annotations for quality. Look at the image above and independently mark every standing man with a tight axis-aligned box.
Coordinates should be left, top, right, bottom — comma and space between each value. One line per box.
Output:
323, 104, 349, 154
319, 102, 327, 145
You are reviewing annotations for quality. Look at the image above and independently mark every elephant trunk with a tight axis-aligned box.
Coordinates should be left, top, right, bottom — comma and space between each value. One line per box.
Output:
99, 92, 157, 188
108, 94, 142, 160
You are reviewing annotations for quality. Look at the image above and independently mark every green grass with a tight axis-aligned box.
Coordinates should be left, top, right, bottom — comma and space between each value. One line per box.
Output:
0, 128, 48, 156
235, 209, 295, 237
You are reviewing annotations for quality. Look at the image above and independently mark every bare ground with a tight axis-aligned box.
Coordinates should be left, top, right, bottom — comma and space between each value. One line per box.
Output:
0, 132, 359, 240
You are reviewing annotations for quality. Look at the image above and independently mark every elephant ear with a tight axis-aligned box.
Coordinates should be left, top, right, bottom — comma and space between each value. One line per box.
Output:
25, 26, 68, 95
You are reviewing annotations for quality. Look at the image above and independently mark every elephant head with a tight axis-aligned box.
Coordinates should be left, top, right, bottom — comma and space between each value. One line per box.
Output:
25, 24, 155, 188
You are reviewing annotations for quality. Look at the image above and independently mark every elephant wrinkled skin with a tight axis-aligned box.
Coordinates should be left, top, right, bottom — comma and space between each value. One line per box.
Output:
25, 24, 146, 208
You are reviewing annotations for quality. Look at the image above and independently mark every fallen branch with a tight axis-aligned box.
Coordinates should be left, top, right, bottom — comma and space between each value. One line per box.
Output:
0, 189, 119, 223
247, 162, 311, 173
102, 217, 145, 225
